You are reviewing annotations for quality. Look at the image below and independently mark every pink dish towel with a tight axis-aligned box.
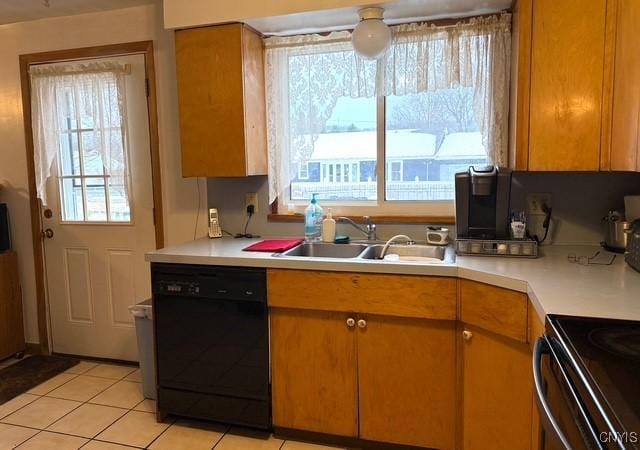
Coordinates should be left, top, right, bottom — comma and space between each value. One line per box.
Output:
243, 239, 304, 253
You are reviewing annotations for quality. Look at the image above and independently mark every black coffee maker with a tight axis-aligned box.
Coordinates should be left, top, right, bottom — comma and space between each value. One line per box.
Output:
455, 166, 511, 239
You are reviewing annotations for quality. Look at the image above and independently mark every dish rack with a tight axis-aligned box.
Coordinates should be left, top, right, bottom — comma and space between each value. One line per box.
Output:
455, 238, 538, 258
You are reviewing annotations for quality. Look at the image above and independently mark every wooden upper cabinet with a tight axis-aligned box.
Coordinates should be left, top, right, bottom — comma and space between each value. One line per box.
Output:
358, 315, 457, 449
608, 0, 640, 171
526, 0, 608, 171
175, 24, 267, 177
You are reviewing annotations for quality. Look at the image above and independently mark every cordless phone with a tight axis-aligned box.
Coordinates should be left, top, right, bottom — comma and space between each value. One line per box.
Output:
208, 208, 223, 238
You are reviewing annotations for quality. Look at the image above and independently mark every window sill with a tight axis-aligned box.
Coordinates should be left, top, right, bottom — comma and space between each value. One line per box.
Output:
267, 213, 455, 225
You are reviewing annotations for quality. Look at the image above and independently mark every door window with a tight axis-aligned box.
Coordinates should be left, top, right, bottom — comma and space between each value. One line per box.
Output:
56, 83, 131, 223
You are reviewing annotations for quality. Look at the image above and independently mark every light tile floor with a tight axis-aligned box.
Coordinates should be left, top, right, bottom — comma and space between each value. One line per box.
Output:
0, 359, 346, 449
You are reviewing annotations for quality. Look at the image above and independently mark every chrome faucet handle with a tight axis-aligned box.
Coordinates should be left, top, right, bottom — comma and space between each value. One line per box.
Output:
368, 223, 377, 240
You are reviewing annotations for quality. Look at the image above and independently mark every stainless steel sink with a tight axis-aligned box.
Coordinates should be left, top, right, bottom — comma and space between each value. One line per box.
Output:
281, 242, 369, 258
360, 244, 447, 261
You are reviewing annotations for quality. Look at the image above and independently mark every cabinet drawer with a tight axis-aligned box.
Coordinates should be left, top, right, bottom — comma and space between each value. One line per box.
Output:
268, 269, 457, 320
459, 280, 528, 342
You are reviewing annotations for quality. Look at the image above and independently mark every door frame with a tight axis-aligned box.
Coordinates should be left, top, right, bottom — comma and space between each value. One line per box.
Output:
19, 41, 165, 354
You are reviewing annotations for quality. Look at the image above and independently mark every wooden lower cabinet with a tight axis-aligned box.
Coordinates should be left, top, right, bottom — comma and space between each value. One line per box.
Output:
269, 271, 538, 449
0, 251, 25, 360
270, 307, 457, 448
358, 315, 457, 449
270, 308, 358, 437
461, 325, 533, 450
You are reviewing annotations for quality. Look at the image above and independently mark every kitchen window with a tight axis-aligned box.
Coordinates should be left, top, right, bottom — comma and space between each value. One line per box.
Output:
265, 15, 511, 217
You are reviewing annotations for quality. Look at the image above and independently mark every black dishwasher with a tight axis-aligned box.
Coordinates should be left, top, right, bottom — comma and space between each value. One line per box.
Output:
152, 263, 270, 429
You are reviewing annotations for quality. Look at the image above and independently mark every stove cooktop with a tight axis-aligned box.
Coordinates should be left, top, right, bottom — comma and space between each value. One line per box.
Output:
550, 315, 640, 438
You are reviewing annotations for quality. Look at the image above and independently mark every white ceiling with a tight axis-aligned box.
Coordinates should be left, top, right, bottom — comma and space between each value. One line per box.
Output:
247, 0, 513, 36
0, 0, 155, 26
0, 0, 512, 32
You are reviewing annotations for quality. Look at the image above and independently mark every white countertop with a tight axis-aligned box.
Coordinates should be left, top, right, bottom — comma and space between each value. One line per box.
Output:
146, 237, 640, 322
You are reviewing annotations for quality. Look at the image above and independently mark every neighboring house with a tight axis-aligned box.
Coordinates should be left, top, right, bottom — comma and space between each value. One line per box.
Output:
292, 129, 438, 184
292, 129, 487, 184
434, 131, 488, 180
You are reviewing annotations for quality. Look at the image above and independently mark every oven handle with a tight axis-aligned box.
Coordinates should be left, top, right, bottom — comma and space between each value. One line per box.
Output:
533, 337, 573, 450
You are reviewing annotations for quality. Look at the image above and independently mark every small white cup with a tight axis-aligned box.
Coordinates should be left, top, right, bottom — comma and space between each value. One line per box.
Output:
511, 222, 526, 240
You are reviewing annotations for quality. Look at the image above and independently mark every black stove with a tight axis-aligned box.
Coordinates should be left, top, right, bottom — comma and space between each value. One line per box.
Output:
534, 315, 640, 449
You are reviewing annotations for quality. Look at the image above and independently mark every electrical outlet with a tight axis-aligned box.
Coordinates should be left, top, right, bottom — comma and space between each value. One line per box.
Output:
246, 192, 258, 213
526, 193, 552, 216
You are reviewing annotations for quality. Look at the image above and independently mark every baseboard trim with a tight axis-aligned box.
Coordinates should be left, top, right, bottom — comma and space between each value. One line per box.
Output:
51, 352, 139, 367
24, 343, 42, 355
273, 427, 358, 448
273, 427, 432, 450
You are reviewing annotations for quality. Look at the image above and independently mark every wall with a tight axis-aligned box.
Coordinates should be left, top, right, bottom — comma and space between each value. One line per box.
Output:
0, 4, 206, 344
510, 172, 640, 244
208, 173, 640, 245
207, 176, 453, 241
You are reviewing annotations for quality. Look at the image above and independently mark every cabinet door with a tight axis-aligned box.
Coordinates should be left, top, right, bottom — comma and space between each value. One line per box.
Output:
610, 0, 640, 171
175, 24, 247, 177
528, 0, 607, 170
462, 326, 533, 450
0, 251, 24, 359
270, 308, 358, 437
358, 315, 457, 449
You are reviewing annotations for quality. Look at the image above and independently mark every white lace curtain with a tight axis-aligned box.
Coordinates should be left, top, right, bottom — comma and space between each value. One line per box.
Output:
29, 62, 129, 205
264, 14, 512, 204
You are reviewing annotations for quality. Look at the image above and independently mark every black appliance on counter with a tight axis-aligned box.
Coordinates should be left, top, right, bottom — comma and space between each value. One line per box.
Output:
0, 204, 11, 253
626, 220, 640, 273
534, 315, 640, 449
152, 263, 271, 430
455, 166, 512, 239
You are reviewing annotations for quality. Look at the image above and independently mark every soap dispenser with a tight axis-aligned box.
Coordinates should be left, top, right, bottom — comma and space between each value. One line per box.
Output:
322, 208, 336, 243
304, 193, 323, 241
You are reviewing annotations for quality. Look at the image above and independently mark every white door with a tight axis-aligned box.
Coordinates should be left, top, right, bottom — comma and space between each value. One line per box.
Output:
41, 54, 156, 361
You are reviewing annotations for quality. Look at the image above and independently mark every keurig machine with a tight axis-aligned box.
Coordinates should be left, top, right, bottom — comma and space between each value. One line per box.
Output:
455, 166, 537, 257
455, 166, 512, 239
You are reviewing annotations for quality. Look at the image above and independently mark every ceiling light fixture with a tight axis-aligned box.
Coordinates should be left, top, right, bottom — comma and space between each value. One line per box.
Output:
352, 7, 392, 60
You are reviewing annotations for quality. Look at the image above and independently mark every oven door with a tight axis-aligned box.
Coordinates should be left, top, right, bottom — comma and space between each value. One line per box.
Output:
534, 337, 607, 450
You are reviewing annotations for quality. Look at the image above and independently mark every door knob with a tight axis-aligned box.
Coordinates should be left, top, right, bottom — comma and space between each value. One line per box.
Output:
346, 317, 356, 328
43, 228, 54, 239
357, 319, 367, 329
463, 330, 473, 341
43, 208, 53, 219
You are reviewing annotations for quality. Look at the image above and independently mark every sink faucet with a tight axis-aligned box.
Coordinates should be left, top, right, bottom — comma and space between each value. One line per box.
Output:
380, 234, 416, 259
337, 216, 377, 241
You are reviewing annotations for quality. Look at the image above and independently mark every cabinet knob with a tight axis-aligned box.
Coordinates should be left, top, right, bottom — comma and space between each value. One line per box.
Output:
357, 319, 367, 329
463, 330, 473, 341
346, 317, 356, 328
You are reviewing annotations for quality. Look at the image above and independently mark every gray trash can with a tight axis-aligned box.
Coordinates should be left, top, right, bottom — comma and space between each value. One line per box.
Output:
129, 299, 156, 399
